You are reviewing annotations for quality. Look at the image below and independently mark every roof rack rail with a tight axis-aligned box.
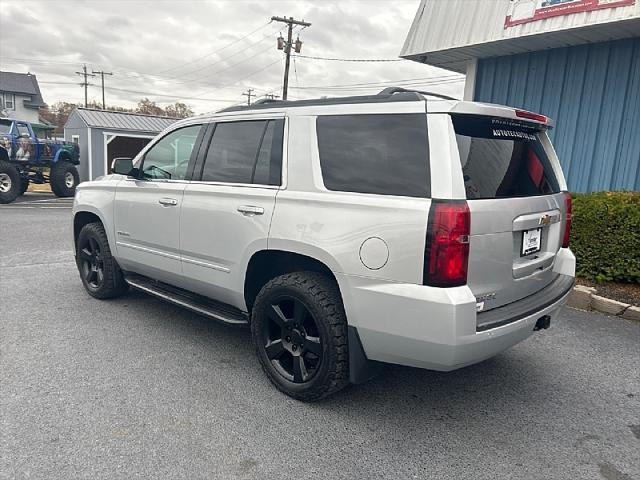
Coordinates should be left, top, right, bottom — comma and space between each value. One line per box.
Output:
378, 87, 459, 101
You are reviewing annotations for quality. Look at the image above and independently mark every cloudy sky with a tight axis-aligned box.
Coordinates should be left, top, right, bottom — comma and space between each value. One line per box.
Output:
0, 0, 465, 114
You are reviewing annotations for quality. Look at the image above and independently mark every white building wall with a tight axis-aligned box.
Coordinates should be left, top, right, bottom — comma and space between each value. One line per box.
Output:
1, 93, 40, 123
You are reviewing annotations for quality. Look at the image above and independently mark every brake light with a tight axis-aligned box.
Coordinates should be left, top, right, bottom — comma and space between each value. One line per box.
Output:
515, 109, 548, 124
424, 200, 470, 287
562, 192, 572, 248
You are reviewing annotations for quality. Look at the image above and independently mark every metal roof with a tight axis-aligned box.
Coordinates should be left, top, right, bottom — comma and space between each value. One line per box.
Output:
71, 107, 179, 133
401, 0, 640, 73
0, 71, 45, 107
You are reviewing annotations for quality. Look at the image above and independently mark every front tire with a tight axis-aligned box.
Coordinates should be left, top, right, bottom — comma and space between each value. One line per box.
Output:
0, 160, 20, 204
50, 161, 79, 197
76, 222, 129, 299
251, 272, 349, 401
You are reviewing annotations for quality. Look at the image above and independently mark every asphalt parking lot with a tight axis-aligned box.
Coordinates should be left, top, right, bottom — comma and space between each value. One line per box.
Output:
1, 193, 639, 480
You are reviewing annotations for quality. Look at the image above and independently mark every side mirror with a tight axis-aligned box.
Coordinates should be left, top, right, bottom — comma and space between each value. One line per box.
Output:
111, 157, 134, 176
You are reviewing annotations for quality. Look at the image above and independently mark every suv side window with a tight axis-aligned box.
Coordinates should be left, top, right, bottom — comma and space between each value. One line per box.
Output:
200, 119, 284, 185
140, 124, 202, 180
316, 114, 430, 198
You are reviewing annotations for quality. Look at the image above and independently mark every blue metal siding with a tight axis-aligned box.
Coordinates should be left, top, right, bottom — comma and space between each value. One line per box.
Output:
475, 38, 640, 192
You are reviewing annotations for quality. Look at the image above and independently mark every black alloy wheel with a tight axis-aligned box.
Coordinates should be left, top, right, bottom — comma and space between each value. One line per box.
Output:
252, 272, 349, 401
79, 236, 105, 290
76, 222, 128, 299
262, 296, 323, 384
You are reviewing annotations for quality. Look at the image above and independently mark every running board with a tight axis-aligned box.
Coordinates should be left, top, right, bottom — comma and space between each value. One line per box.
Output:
124, 274, 249, 326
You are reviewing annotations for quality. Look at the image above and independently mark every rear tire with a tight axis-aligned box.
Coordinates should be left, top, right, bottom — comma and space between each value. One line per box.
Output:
50, 161, 79, 197
251, 272, 349, 401
0, 160, 20, 204
76, 222, 129, 299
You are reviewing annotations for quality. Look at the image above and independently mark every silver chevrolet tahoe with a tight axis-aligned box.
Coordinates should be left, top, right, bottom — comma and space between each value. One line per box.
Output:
72, 88, 576, 401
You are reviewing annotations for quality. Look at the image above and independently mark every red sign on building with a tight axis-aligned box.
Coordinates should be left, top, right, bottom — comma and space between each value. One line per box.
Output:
505, 0, 635, 28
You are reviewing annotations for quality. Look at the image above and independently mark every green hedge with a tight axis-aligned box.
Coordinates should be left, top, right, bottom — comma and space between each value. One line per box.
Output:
570, 191, 640, 283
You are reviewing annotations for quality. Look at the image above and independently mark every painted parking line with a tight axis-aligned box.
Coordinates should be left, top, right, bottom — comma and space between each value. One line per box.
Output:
2, 197, 75, 208
28, 198, 74, 203
0, 206, 72, 209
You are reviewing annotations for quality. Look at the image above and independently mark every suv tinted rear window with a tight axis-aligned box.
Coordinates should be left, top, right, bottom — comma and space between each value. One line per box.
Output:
452, 114, 560, 199
316, 114, 430, 198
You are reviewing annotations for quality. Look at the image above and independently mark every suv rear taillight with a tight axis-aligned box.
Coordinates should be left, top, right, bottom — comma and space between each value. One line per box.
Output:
424, 200, 470, 287
562, 192, 572, 248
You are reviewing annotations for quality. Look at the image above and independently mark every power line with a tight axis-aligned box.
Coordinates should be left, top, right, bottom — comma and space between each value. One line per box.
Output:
1, 29, 281, 88
186, 55, 283, 99
292, 54, 404, 62
40, 56, 284, 105
2, 30, 295, 91
160, 27, 281, 81
101, 85, 239, 102
154, 21, 272, 75
289, 74, 464, 90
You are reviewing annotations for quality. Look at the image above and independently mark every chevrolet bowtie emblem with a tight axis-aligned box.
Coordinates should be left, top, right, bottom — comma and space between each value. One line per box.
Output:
539, 215, 552, 226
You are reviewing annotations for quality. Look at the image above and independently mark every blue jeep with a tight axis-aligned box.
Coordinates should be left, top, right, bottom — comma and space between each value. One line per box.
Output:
0, 118, 80, 203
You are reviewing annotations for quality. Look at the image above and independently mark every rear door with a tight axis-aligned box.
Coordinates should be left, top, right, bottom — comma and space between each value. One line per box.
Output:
178, 117, 285, 309
450, 113, 568, 312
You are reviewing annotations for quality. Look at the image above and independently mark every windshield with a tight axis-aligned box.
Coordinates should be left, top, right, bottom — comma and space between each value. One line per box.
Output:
452, 114, 560, 199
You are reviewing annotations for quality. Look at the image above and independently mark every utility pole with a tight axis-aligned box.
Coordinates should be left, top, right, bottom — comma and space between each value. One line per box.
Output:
242, 88, 255, 106
272, 16, 311, 100
75, 64, 95, 107
264, 93, 280, 100
92, 70, 113, 109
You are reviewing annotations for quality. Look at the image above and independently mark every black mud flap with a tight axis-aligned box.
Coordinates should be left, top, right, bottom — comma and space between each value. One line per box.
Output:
348, 326, 383, 384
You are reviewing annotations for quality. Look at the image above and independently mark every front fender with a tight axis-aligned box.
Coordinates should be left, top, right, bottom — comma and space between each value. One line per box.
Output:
72, 181, 119, 252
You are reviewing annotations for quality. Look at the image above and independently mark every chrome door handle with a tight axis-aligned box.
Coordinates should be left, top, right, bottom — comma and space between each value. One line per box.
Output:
237, 205, 264, 216
158, 197, 178, 206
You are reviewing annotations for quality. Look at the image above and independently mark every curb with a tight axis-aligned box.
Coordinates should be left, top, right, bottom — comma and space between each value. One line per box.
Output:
567, 285, 639, 321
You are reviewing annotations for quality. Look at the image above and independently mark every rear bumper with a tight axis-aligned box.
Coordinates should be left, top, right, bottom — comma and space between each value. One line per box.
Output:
338, 271, 574, 372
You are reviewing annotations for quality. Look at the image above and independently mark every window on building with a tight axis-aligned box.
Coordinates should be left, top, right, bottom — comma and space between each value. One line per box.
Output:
316, 114, 431, 198
200, 119, 284, 185
71, 135, 80, 144
4, 94, 14, 110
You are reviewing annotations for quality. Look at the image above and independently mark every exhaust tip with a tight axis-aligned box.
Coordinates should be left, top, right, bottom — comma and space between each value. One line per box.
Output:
534, 315, 551, 331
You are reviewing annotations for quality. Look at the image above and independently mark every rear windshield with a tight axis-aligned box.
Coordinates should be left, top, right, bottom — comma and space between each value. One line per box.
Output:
316, 114, 430, 198
452, 114, 560, 199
